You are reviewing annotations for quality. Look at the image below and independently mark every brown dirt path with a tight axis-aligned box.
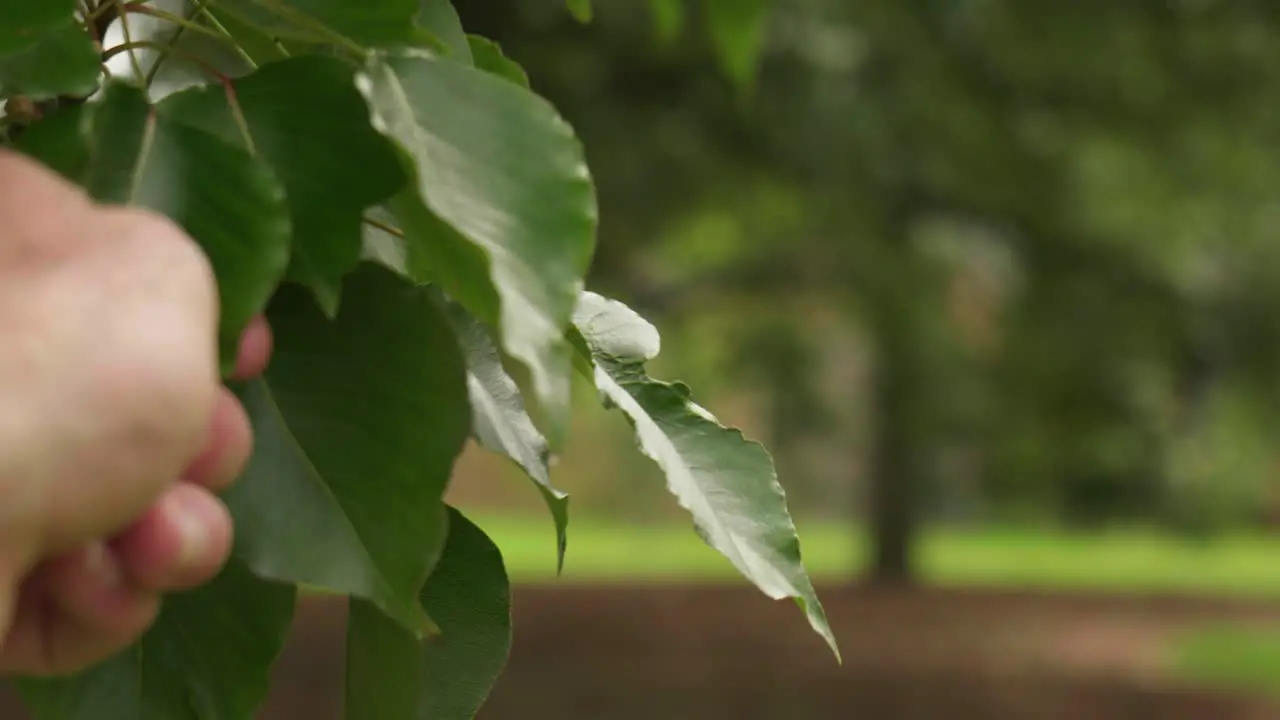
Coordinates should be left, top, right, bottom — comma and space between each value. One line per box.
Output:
479, 585, 1280, 719
2, 585, 1278, 719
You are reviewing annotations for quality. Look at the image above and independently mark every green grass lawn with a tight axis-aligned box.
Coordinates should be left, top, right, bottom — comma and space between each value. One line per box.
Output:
1168, 625, 1280, 697
473, 513, 1280, 697
471, 513, 1280, 596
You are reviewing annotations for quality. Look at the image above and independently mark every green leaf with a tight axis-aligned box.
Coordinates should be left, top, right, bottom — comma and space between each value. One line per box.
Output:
346, 598, 422, 720
0, 22, 101, 101
0, 1, 76, 55
571, 292, 840, 660
649, 0, 686, 44
360, 204, 410, 273
213, 0, 420, 47
347, 506, 512, 720
227, 380, 432, 632
418, 508, 512, 719
160, 56, 406, 315
466, 36, 530, 88
230, 262, 472, 633
704, 0, 770, 90
17, 561, 295, 720
566, 0, 594, 23
359, 221, 571, 569
359, 50, 598, 448
202, 7, 293, 67
18, 81, 291, 374
417, 0, 472, 63
10, 103, 91, 180
442, 300, 570, 572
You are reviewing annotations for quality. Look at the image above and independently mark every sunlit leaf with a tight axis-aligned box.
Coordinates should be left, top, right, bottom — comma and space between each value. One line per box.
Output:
571, 291, 840, 660
346, 506, 512, 720
160, 56, 405, 315
17, 561, 295, 720
359, 50, 597, 447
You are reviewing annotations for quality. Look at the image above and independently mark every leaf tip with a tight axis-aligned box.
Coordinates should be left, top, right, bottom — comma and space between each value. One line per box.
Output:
554, 523, 569, 578
796, 595, 841, 664
312, 284, 342, 319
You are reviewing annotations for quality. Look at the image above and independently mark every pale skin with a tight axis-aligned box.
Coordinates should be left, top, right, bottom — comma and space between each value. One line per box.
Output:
0, 150, 266, 675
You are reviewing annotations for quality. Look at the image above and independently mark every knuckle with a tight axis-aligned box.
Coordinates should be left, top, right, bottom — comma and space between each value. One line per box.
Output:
121, 359, 217, 457
100, 207, 217, 295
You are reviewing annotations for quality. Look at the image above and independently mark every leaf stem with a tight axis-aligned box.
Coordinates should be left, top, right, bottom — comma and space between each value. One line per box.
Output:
120, 3, 259, 155
128, 0, 225, 87
85, 0, 121, 24
123, 2, 230, 47
246, 0, 367, 59
103, 41, 230, 83
197, 8, 260, 70
362, 216, 405, 238
84, 0, 121, 43
221, 78, 258, 155
116, 6, 148, 90
127, 110, 159, 203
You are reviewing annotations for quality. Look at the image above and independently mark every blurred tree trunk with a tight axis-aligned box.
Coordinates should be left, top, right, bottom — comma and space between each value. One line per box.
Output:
867, 321, 919, 585
862, 213, 933, 586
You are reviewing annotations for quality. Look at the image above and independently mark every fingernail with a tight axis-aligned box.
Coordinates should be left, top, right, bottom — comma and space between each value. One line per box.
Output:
171, 489, 215, 567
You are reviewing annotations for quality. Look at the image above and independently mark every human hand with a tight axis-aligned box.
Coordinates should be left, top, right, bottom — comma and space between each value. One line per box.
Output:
0, 151, 268, 676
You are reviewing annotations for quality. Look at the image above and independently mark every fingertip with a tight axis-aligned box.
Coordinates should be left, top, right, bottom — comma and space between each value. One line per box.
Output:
111, 484, 233, 592
182, 387, 252, 492
231, 316, 273, 381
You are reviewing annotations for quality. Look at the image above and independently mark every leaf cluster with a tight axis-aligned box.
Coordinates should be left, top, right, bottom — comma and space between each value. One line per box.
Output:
0, 2, 835, 718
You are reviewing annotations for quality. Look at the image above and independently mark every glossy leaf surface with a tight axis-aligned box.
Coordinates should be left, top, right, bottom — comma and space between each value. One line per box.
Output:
572, 292, 840, 659
360, 50, 598, 447
161, 56, 405, 314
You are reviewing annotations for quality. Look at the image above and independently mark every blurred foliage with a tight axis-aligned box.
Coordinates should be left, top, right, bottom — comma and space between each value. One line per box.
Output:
456, 0, 1280, 550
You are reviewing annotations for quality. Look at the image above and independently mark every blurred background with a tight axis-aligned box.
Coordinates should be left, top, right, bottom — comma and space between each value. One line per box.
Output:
430, 1, 1280, 717
439, 1, 1280, 717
